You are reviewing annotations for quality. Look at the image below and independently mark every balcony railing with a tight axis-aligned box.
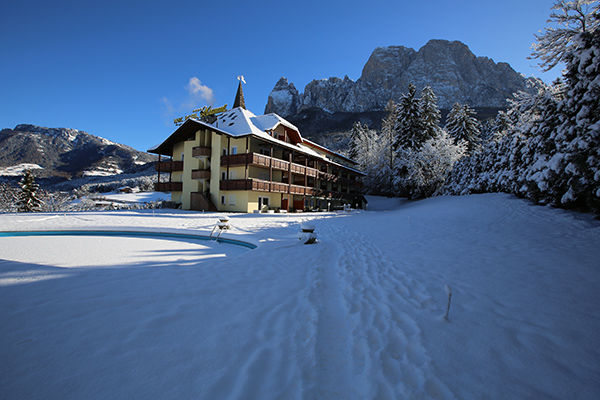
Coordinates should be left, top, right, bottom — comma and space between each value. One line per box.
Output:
155, 182, 183, 192
315, 189, 356, 199
319, 171, 337, 181
220, 178, 315, 195
221, 153, 319, 178
192, 146, 211, 157
155, 161, 183, 172
191, 169, 211, 180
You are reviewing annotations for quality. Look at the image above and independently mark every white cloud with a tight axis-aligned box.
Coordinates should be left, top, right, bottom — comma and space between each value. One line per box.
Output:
160, 77, 216, 127
186, 77, 215, 106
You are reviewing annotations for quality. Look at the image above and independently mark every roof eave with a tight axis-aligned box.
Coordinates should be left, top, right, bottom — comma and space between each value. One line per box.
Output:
147, 118, 231, 155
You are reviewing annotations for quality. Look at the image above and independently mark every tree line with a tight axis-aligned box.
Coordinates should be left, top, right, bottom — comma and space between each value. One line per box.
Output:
349, 0, 600, 214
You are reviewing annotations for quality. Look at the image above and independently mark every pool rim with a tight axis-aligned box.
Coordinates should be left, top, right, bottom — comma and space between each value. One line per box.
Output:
0, 229, 257, 249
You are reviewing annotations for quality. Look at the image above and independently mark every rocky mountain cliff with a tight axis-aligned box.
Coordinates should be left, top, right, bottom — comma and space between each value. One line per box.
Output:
265, 40, 539, 116
0, 124, 156, 179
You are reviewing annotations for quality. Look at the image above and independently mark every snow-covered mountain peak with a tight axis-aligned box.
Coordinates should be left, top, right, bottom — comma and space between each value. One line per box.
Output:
0, 124, 156, 178
264, 40, 537, 116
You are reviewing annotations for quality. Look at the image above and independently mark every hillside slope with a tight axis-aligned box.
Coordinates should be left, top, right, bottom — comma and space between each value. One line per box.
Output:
0, 124, 156, 179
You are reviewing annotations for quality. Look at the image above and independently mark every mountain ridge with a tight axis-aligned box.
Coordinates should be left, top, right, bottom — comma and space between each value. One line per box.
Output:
0, 124, 156, 179
265, 39, 540, 117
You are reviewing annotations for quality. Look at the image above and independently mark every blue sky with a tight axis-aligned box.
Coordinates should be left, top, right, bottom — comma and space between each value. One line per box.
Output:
1, 0, 561, 151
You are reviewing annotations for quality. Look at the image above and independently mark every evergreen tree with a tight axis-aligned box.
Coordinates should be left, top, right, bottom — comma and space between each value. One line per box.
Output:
444, 0, 600, 214
419, 86, 442, 141
394, 84, 425, 150
381, 100, 399, 194
479, 120, 495, 143
348, 121, 369, 160
547, 4, 600, 209
444, 103, 481, 152
0, 182, 19, 212
353, 126, 389, 194
530, 0, 599, 71
491, 111, 511, 137
395, 130, 466, 199
17, 170, 43, 212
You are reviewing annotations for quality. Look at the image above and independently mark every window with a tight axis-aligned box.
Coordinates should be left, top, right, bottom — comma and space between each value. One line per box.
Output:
221, 171, 226, 181
258, 171, 269, 181
229, 195, 236, 205
231, 146, 237, 155
222, 148, 227, 156
221, 195, 225, 205
229, 170, 236, 179
181, 152, 185, 161
258, 196, 269, 209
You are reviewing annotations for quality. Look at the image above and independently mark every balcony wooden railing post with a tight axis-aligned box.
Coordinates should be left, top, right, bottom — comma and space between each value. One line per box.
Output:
269, 146, 273, 193
304, 158, 308, 209
226, 137, 231, 181
288, 152, 292, 212
245, 137, 249, 180
157, 154, 161, 183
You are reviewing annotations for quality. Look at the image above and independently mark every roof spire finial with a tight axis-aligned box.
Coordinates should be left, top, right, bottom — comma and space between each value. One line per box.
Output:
233, 75, 246, 109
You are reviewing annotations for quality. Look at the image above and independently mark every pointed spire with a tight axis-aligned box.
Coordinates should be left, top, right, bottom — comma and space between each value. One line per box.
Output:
233, 78, 246, 109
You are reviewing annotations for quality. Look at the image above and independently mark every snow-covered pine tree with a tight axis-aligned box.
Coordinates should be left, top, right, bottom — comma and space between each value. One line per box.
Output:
512, 85, 563, 202
353, 127, 390, 194
380, 100, 399, 194
479, 120, 495, 143
530, 0, 600, 210
395, 130, 466, 199
17, 170, 43, 212
491, 111, 511, 138
0, 182, 19, 212
348, 121, 369, 160
444, 103, 482, 153
444, 84, 560, 199
419, 86, 442, 141
530, 0, 599, 71
445, 0, 600, 213
394, 84, 425, 150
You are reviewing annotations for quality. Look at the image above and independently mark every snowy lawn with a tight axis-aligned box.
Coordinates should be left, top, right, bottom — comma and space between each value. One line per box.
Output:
88, 191, 171, 204
1, 194, 599, 399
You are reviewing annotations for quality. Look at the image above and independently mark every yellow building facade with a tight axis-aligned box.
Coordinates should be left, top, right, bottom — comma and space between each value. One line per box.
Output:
149, 85, 365, 213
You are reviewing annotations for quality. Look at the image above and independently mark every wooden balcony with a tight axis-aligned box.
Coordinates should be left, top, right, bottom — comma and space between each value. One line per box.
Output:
315, 189, 355, 199
319, 171, 337, 181
221, 153, 318, 177
318, 171, 362, 189
155, 182, 182, 192
191, 169, 211, 180
155, 160, 183, 172
192, 146, 211, 157
220, 179, 315, 195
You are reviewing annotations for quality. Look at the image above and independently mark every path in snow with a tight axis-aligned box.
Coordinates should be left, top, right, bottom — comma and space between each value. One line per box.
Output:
1, 195, 599, 399
311, 217, 453, 399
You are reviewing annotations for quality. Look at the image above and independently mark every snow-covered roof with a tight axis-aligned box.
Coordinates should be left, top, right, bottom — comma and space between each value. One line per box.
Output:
302, 138, 358, 165
213, 107, 265, 137
149, 106, 364, 175
251, 113, 299, 133
212, 108, 300, 139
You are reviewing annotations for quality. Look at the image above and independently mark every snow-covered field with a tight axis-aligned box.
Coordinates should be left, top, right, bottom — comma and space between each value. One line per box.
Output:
96, 191, 170, 203
76, 191, 170, 207
0, 163, 43, 176
1, 194, 599, 399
